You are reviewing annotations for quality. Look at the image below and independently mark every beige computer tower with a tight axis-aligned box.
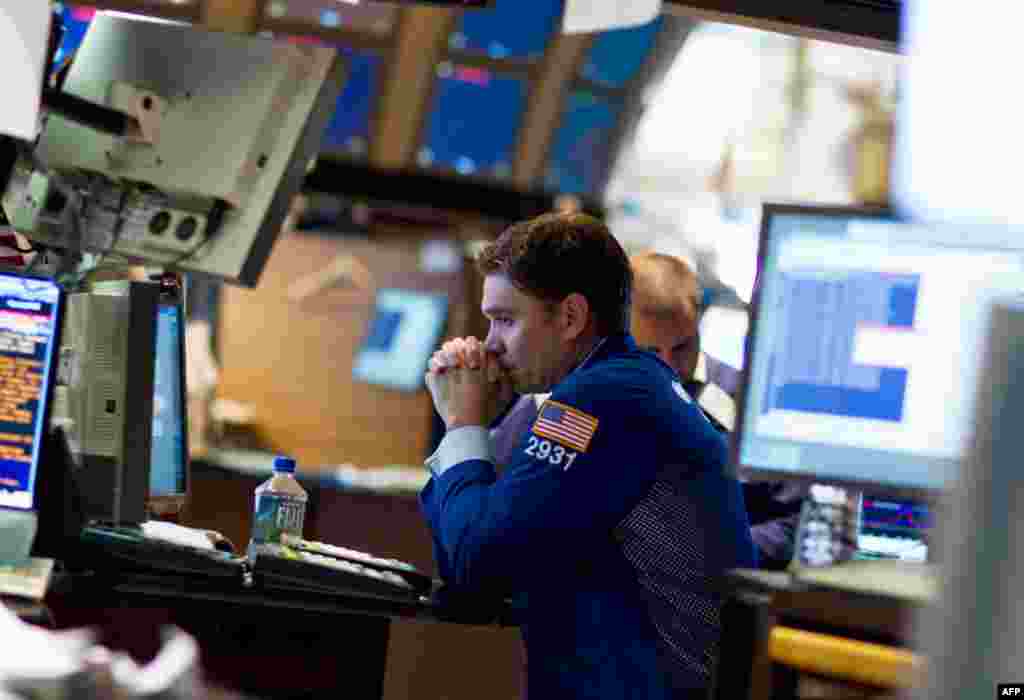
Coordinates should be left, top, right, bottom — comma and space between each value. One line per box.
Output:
51, 282, 158, 524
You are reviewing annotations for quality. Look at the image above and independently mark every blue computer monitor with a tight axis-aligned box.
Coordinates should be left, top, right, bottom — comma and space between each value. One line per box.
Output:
734, 203, 1024, 499
0, 273, 62, 510
148, 296, 188, 514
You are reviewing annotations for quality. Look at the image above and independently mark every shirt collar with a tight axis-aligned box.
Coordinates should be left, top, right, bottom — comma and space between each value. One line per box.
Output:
558, 332, 631, 387
692, 351, 709, 385
577, 336, 608, 372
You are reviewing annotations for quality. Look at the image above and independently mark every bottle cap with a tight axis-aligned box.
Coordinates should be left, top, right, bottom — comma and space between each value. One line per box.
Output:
273, 456, 296, 473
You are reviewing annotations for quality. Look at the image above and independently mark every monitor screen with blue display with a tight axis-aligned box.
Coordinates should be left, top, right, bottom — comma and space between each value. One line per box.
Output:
449, 0, 563, 60
544, 90, 622, 196
735, 204, 1024, 497
421, 64, 527, 179
579, 16, 662, 88
0, 274, 61, 510
53, 4, 94, 66
319, 48, 381, 159
149, 302, 186, 500
353, 289, 448, 392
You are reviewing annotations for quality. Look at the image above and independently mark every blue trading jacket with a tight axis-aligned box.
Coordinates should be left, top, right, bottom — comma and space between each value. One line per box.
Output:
420, 333, 756, 699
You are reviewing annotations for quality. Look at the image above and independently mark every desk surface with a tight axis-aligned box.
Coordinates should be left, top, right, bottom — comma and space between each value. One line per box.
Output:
727, 566, 927, 646
186, 457, 437, 575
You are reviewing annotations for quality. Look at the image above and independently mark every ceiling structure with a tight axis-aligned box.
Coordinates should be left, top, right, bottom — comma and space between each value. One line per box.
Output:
663, 0, 900, 51
57, 0, 901, 223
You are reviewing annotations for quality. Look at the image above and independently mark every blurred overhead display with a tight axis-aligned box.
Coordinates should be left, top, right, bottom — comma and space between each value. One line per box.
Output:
319, 48, 382, 159
54, 0, 899, 222
55, 0, 678, 207
449, 0, 564, 59
421, 64, 527, 179
545, 91, 622, 195
580, 16, 664, 87
263, 0, 398, 35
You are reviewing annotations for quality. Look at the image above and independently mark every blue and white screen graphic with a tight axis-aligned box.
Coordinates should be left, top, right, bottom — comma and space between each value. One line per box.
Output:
0, 275, 60, 510
353, 289, 448, 392
762, 271, 918, 423
740, 213, 1024, 491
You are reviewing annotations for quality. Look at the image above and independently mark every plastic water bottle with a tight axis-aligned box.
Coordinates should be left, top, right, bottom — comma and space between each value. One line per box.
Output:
792, 484, 861, 570
248, 455, 308, 560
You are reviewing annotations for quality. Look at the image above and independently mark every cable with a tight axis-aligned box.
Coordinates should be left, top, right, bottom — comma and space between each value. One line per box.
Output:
41, 88, 130, 138
105, 184, 130, 253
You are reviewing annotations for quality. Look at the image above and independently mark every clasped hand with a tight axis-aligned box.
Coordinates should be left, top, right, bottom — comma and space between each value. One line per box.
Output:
426, 337, 515, 430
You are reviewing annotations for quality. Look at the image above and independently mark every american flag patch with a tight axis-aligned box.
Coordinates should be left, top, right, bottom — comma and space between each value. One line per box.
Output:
532, 400, 599, 453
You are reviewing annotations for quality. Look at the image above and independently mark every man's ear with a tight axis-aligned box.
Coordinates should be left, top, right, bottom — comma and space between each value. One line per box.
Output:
560, 292, 590, 341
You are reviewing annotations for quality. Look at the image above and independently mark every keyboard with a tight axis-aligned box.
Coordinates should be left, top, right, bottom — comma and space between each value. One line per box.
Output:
280, 534, 424, 576
856, 533, 928, 562
252, 537, 433, 599
78, 526, 432, 600
79, 525, 246, 579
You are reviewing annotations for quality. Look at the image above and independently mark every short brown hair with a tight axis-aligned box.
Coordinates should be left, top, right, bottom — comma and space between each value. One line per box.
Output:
477, 212, 632, 336
630, 252, 703, 322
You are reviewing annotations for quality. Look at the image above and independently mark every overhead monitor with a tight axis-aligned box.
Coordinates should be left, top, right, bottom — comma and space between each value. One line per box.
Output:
734, 203, 1024, 498
3, 12, 345, 287
148, 287, 188, 516
544, 90, 622, 197
0, 273, 62, 511
422, 65, 527, 179
449, 0, 561, 59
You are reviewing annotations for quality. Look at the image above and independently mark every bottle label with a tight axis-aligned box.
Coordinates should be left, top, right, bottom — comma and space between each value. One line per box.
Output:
252, 493, 306, 546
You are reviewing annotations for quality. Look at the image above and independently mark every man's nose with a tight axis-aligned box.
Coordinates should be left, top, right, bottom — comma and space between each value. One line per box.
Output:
484, 329, 501, 354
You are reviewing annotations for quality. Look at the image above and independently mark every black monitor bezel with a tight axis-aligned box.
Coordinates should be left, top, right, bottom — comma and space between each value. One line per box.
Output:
0, 271, 64, 513
146, 283, 190, 517
730, 202, 947, 503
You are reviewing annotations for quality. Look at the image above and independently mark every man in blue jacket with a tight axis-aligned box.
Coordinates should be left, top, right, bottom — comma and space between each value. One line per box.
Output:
421, 212, 755, 699
490, 251, 804, 571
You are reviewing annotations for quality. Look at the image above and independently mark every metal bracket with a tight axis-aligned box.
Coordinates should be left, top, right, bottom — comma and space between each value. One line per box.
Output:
109, 82, 167, 145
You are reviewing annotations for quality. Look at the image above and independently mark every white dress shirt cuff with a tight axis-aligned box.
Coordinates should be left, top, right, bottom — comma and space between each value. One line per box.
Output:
424, 426, 493, 477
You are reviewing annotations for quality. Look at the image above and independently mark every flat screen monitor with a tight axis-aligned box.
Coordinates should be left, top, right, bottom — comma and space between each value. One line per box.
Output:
353, 289, 448, 392
11, 11, 345, 287
734, 203, 1024, 498
148, 293, 188, 515
0, 274, 62, 510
